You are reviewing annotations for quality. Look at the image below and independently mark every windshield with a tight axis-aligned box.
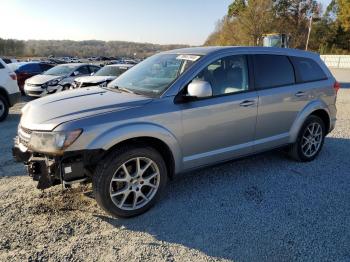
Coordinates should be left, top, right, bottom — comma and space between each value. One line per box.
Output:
108, 53, 200, 96
95, 66, 130, 77
44, 65, 76, 76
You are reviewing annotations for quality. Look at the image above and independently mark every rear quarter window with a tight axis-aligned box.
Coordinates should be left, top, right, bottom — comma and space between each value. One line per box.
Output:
253, 54, 295, 89
19, 63, 41, 73
289, 56, 327, 83
40, 63, 53, 71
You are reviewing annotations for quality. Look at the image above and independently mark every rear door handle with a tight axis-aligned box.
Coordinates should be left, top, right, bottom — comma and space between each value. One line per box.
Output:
239, 100, 255, 107
295, 91, 306, 97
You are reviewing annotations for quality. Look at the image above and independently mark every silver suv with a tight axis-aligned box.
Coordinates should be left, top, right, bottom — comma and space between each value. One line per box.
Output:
13, 47, 338, 217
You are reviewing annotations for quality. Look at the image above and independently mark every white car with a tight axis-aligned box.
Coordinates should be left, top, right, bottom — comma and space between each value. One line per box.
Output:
0, 59, 21, 121
71, 64, 133, 89
24, 63, 100, 97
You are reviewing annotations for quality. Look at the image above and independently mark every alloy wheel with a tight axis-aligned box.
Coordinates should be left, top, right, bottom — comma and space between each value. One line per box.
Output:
301, 122, 323, 158
109, 157, 160, 210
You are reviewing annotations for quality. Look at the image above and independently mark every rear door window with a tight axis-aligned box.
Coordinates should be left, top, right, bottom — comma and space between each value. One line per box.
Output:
253, 54, 295, 89
289, 56, 327, 83
0, 61, 4, 69
75, 66, 90, 75
88, 65, 100, 74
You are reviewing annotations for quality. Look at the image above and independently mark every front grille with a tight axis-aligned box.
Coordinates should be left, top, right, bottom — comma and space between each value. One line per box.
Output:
26, 83, 42, 87
27, 91, 43, 95
81, 82, 103, 88
18, 125, 32, 148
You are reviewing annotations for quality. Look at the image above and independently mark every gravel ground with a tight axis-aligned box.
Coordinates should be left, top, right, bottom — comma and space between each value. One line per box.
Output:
0, 89, 349, 262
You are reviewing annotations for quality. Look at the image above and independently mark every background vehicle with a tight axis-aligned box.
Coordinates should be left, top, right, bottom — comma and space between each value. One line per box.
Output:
262, 33, 290, 48
1, 57, 18, 64
71, 64, 133, 88
8, 62, 53, 94
13, 47, 337, 217
0, 59, 20, 121
24, 63, 100, 97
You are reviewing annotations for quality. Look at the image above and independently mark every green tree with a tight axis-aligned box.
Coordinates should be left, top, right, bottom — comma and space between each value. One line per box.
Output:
206, 0, 274, 46
228, 0, 246, 16
272, 0, 321, 49
338, 0, 350, 31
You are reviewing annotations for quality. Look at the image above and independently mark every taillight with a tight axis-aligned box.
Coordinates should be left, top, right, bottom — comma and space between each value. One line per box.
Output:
9, 72, 17, 81
333, 81, 340, 93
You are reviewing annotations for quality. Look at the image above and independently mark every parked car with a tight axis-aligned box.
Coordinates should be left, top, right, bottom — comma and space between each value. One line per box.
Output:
8, 62, 53, 94
121, 59, 138, 65
71, 64, 134, 89
0, 59, 21, 121
13, 47, 338, 217
1, 57, 18, 64
24, 63, 100, 97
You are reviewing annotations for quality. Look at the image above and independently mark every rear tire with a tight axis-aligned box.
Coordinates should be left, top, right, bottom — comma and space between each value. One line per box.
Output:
93, 145, 168, 218
288, 115, 325, 162
0, 95, 9, 122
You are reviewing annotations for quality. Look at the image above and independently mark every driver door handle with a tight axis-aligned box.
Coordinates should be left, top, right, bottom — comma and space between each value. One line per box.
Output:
239, 100, 255, 107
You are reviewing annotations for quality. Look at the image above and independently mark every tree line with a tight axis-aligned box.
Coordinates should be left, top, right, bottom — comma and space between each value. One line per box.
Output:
0, 39, 188, 58
205, 0, 350, 54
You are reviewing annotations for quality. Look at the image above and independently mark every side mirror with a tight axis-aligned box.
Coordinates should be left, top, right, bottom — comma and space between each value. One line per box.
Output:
187, 80, 212, 98
73, 71, 79, 76
90, 72, 94, 76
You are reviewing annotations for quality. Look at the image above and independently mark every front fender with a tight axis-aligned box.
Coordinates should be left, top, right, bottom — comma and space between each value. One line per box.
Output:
86, 122, 183, 172
289, 99, 331, 143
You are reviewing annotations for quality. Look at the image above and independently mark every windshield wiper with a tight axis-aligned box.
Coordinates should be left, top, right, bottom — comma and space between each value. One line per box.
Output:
119, 87, 135, 94
111, 86, 135, 94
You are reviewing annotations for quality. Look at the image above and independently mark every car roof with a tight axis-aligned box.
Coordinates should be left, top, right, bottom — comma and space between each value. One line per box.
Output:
60, 63, 88, 66
107, 64, 134, 68
163, 46, 320, 58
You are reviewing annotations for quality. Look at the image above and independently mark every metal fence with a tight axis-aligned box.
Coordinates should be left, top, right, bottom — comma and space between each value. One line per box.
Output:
320, 55, 350, 69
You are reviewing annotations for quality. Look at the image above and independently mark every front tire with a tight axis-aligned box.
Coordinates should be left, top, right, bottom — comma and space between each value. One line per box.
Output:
0, 94, 9, 122
288, 115, 325, 162
93, 145, 168, 217
61, 84, 70, 91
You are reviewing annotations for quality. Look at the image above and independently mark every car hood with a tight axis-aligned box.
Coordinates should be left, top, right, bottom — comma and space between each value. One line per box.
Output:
20, 86, 153, 130
26, 74, 62, 85
75, 75, 116, 83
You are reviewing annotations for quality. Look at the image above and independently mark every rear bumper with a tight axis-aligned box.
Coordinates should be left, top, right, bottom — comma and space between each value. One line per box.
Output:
8, 92, 21, 107
12, 138, 104, 189
329, 117, 336, 133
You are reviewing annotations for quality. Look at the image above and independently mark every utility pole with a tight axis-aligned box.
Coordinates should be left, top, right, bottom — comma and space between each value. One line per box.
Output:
305, 15, 313, 50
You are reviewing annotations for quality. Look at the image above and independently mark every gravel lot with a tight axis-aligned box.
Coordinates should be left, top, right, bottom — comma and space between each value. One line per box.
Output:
0, 88, 349, 262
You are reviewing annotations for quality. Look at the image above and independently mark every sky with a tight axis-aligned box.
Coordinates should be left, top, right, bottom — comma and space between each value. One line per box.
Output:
1, 0, 332, 45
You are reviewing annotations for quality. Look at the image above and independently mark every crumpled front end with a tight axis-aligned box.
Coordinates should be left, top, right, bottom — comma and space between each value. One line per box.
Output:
12, 125, 103, 190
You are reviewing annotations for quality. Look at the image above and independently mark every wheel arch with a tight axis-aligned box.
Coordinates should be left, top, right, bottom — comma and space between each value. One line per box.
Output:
289, 100, 331, 143
86, 123, 183, 177
103, 136, 176, 179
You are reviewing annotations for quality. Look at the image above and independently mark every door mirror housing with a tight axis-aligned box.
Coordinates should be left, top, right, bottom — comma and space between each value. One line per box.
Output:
73, 71, 79, 76
187, 80, 213, 98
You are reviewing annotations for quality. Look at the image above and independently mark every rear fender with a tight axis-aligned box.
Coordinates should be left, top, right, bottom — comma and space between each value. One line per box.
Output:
289, 100, 330, 143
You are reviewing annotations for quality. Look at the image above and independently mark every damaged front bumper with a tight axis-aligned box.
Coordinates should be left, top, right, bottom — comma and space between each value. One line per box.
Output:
12, 137, 104, 190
